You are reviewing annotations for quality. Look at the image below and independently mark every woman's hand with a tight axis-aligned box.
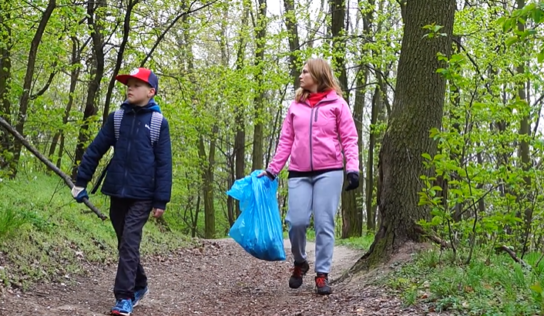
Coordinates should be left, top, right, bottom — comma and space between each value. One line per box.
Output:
345, 172, 359, 191
258, 170, 275, 180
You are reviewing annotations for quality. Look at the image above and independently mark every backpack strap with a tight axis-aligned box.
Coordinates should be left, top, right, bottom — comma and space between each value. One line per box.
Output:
113, 109, 124, 141
113, 108, 162, 146
150, 112, 163, 146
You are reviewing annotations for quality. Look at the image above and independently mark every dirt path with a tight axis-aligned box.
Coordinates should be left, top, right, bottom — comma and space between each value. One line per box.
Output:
0, 239, 431, 316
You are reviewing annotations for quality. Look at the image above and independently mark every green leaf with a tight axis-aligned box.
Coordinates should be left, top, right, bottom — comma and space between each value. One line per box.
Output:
531, 282, 543, 294
502, 18, 514, 32
505, 36, 519, 46
431, 186, 443, 192
537, 50, 544, 63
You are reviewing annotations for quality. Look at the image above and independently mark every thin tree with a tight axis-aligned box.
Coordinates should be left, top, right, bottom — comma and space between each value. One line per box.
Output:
71, 0, 106, 179
283, 0, 301, 90
11, 0, 57, 178
251, 0, 267, 171
0, 0, 12, 171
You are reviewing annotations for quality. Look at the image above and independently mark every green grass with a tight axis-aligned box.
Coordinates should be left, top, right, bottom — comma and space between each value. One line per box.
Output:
0, 174, 195, 290
281, 228, 373, 253
336, 234, 374, 250
385, 247, 544, 315
282, 229, 316, 241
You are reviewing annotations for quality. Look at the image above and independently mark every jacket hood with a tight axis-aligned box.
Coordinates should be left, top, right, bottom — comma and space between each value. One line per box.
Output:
302, 89, 339, 107
121, 98, 162, 113
320, 90, 340, 102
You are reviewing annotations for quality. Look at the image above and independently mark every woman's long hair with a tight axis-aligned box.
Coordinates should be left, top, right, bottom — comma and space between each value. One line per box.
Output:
295, 58, 343, 103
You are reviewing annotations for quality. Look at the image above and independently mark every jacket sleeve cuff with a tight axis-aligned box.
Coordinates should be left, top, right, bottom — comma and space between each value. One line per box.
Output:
265, 168, 277, 180
75, 179, 88, 188
153, 201, 167, 210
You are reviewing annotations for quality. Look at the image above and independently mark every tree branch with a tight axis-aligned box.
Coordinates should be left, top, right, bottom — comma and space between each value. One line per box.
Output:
30, 63, 57, 100
496, 245, 531, 269
140, 0, 220, 67
0, 116, 107, 220
102, 0, 139, 125
414, 225, 450, 249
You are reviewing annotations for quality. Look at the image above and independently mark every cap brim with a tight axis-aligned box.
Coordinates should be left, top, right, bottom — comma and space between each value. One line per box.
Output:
115, 74, 133, 85
115, 74, 153, 86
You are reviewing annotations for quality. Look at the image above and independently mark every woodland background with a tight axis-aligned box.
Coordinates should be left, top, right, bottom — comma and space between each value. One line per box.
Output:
3, 0, 544, 314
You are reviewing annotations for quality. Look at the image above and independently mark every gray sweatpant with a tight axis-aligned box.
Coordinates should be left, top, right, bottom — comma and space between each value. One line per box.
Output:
285, 170, 344, 274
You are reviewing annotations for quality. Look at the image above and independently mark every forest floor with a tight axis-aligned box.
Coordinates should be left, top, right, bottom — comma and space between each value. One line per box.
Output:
0, 239, 447, 316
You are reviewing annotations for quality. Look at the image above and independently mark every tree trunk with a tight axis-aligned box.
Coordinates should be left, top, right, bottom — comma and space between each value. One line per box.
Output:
251, 0, 267, 171
49, 37, 82, 167
283, 0, 301, 90
11, 0, 57, 178
233, 6, 249, 217
72, 0, 106, 180
330, 0, 348, 94
102, 0, 138, 125
227, 153, 236, 226
365, 83, 384, 232
199, 126, 217, 239
217, 4, 236, 227
351, 0, 455, 271
329, 0, 361, 238
359, 12, 371, 235
194, 194, 201, 238
516, 0, 532, 257
0, 0, 12, 171
359, 0, 378, 233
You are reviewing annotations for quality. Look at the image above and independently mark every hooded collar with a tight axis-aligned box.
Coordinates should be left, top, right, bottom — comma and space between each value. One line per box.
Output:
303, 89, 339, 107
121, 98, 162, 113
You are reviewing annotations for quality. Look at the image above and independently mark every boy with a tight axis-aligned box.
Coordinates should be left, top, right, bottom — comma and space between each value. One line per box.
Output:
71, 67, 172, 316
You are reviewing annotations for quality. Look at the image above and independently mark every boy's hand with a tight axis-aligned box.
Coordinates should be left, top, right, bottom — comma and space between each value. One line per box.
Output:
71, 186, 88, 203
152, 208, 164, 218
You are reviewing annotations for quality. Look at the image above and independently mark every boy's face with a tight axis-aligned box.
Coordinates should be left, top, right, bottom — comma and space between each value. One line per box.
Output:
126, 78, 155, 106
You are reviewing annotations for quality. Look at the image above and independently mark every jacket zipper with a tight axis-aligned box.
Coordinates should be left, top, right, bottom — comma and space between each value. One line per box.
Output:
309, 106, 315, 171
307, 98, 335, 171
122, 110, 137, 196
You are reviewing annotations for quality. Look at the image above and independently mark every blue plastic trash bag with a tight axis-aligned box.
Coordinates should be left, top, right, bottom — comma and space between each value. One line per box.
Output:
227, 170, 286, 261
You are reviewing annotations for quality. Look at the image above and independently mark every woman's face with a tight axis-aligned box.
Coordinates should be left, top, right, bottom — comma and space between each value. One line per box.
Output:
299, 65, 318, 92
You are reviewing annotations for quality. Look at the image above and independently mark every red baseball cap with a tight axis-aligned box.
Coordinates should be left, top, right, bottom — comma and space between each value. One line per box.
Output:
116, 68, 159, 94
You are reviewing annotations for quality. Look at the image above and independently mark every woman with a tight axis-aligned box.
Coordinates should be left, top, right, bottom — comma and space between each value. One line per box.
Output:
260, 58, 359, 295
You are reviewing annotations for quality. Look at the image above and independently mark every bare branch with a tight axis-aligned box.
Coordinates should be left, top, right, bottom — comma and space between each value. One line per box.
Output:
0, 116, 107, 220
140, 0, 221, 67
30, 63, 57, 100
496, 245, 531, 270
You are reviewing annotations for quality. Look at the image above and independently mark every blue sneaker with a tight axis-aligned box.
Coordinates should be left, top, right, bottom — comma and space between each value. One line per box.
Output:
132, 286, 148, 307
111, 299, 133, 316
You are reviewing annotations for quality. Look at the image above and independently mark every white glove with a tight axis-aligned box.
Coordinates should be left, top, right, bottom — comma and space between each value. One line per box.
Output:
71, 186, 85, 198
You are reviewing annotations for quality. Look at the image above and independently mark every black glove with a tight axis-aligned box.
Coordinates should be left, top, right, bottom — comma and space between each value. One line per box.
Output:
265, 170, 276, 180
345, 172, 359, 191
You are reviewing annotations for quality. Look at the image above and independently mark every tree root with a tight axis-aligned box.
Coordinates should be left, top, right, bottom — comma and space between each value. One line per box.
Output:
413, 226, 450, 249
496, 245, 531, 270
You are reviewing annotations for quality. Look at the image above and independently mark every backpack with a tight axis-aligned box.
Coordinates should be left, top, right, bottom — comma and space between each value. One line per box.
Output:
90, 109, 163, 194
113, 108, 163, 146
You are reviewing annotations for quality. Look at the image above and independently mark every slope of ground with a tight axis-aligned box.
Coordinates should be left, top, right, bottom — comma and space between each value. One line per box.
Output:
0, 239, 444, 316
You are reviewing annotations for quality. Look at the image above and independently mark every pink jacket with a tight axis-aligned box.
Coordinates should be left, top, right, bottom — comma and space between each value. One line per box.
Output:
267, 90, 359, 176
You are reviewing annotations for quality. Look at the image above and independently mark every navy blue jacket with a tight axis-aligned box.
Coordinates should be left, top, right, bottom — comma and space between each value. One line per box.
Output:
75, 100, 172, 210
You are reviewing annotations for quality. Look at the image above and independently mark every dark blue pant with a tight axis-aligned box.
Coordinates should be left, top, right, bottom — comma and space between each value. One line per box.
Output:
109, 197, 152, 300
